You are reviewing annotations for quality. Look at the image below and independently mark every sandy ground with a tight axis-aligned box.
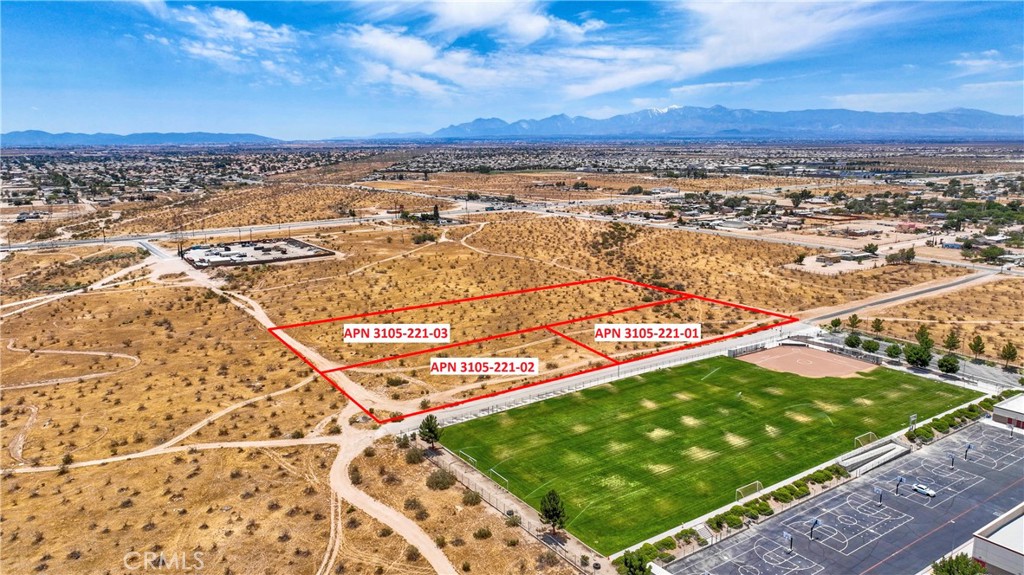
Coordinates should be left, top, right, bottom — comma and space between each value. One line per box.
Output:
740, 346, 877, 378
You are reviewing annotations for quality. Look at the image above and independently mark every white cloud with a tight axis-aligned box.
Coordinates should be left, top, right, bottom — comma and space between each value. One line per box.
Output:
260, 60, 306, 85
949, 50, 1021, 77
670, 79, 763, 96
423, 1, 602, 45
362, 61, 450, 99
173, 5, 295, 49
142, 3, 299, 73
344, 25, 438, 69
180, 40, 242, 64
564, 2, 901, 99
143, 33, 171, 46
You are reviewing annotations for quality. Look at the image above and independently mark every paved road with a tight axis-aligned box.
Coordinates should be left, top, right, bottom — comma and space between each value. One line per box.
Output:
804, 270, 1000, 323
666, 420, 1024, 575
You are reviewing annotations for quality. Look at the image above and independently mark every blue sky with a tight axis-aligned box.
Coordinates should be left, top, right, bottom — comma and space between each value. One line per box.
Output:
2, 1, 1022, 139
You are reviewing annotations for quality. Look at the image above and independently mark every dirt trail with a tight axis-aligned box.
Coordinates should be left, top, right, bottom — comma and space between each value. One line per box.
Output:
460, 221, 590, 274
3, 338, 141, 389
7, 405, 38, 464
329, 406, 457, 575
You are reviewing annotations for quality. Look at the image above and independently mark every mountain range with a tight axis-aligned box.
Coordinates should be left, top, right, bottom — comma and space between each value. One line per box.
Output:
4, 106, 1022, 146
429, 106, 1023, 139
0, 130, 279, 147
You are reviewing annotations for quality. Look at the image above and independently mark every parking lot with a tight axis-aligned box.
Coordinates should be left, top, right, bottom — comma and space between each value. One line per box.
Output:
667, 420, 1024, 575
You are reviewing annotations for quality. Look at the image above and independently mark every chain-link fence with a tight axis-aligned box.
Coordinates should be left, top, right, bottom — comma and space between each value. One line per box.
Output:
426, 448, 600, 574
432, 347, 728, 430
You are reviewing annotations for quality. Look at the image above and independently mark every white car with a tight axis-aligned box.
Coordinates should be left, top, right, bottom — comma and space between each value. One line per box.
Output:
912, 483, 936, 497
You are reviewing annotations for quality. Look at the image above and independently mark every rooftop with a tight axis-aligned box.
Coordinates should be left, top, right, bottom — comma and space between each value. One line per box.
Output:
995, 393, 1024, 414
976, 501, 1024, 554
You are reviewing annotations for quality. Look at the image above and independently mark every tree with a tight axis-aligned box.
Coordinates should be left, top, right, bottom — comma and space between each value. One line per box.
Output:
938, 354, 960, 374
915, 325, 934, 350
418, 415, 442, 449
862, 339, 880, 353
904, 344, 933, 368
539, 490, 566, 535
930, 553, 985, 575
968, 335, 985, 359
432, 204, 440, 221
886, 343, 903, 359
885, 247, 917, 265
786, 190, 813, 208
978, 246, 1006, 263
830, 318, 842, 331
847, 314, 862, 330
863, 243, 879, 255
999, 342, 1018, 367
794, 253, 806, 265
621, 551, 652, 575
871, 318, 884, 333
845, 333, 862, 348
943, 329, 962, 352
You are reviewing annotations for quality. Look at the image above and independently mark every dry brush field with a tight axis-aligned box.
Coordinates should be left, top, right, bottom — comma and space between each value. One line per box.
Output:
0, 286, 321, 468
352, 437, 574, 575
0, 246, 148, 301
866, 277, 1024, 364
0, 445, 429, 575
361, 171, 817, 202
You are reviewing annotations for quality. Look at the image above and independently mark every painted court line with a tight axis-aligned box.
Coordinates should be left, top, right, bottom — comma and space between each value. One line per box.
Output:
700, 366, 721, 381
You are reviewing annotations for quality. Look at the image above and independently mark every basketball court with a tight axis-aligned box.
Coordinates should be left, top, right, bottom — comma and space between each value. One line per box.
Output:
740, 346, 877, 378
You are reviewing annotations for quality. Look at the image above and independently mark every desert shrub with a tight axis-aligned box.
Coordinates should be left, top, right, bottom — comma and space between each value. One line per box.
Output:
462, 490, 482, 506
426, 469, 456, 490
362, 446, 376, 458
403, 497, 422, 511
396, 435, 410, 449
405, 546, 421, 562
472, 527, 492, 540
405, 448, 425, 464
505, 513, 521, 527
537, 552, 559, 568
348, 466, 362, 485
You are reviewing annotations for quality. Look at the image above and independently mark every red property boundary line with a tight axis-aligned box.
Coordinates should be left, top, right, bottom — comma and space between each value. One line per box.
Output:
268, 277, 800, 425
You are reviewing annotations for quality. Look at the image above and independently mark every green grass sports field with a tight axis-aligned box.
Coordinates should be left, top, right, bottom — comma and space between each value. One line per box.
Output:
439, 356, 981, 554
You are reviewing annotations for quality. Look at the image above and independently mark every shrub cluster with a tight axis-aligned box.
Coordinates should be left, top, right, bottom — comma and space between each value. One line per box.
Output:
611, 543, 673, 573
803, 464, 850, 485
674, 528, 709, 547
425, 469, 457, 490
903, 391, 1021, 444
707, 497, 776, 532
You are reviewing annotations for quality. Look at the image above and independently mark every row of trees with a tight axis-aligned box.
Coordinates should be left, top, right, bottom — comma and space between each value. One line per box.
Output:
833, 315, 1018, 368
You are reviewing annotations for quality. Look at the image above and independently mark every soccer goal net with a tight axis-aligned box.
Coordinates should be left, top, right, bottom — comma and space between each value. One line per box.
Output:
854, 432, 879, 448
736, 481, 763, 502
